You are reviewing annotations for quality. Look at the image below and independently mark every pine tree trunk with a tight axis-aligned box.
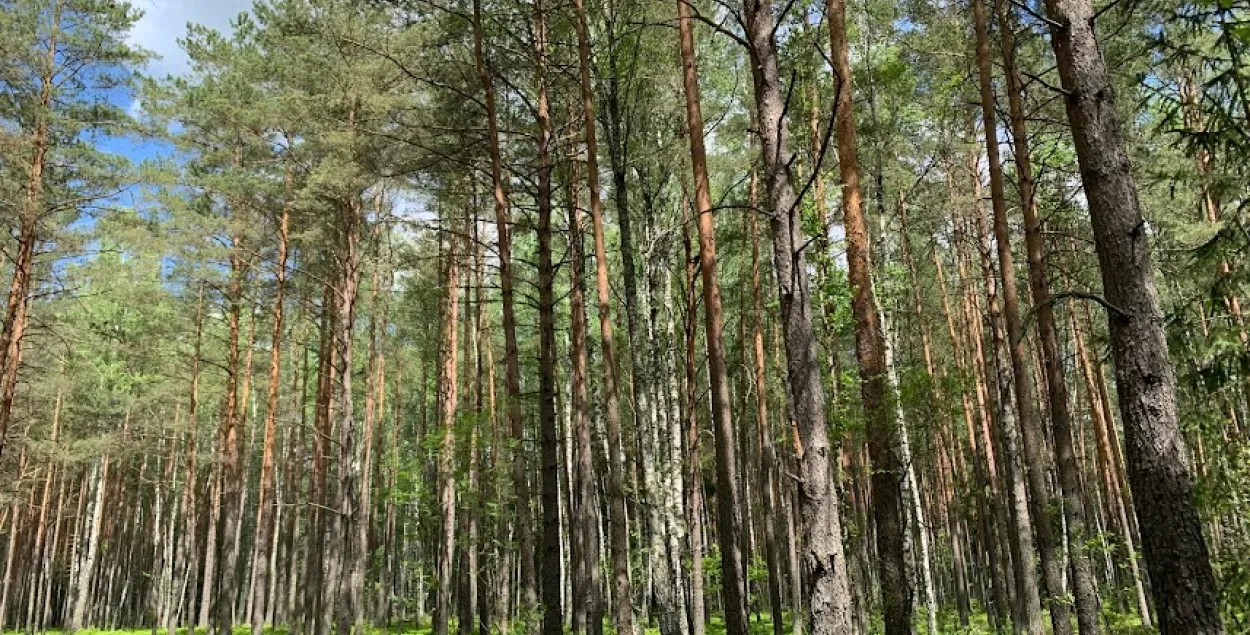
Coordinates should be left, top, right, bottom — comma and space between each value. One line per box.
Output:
470, 0, 535, 618
568, 2, 637, 632
434, 209, 461, 635
532, 4, 563, 631
824, 0, 909, 631
175, 287, 204, 633
1040, 0, 1223, 630
214, 236, 247, 635
748, 185, 785, 635
676, 3, 748, 633
251, 176, 291, 635
972, 2, 1072, 631
327, 189, 364, 635
305, 282, 337, 635
460, 209, 483, 635
567, 159, 604, 635
680, 195, 707, 635
994, 3, 1101, 630
0, 1, 59, 460
362, 233, 387, 630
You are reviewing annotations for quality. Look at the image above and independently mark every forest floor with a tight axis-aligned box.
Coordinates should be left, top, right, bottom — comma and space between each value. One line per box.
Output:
0, 609, 1154, 635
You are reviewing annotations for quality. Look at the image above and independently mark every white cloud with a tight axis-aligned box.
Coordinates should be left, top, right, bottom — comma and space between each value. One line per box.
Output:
126, 96, 144, 118
128, 0, 255, 77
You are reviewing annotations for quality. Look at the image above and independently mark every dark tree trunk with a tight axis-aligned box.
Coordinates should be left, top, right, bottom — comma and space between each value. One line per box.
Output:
533, 3, 563, 633
1041, 0, 1224, 631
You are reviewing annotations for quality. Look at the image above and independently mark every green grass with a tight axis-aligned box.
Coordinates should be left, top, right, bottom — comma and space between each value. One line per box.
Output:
3, 608, 1155, 635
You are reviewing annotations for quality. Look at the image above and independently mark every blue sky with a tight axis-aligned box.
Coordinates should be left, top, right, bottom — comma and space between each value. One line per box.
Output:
129, 0, 252, 78
107, 0, 426, 228
97, 0, 252, 203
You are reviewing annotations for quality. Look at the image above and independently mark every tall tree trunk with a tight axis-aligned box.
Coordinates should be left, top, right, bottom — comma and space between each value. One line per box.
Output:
994, 2, 1101, 630
1041, 0, 1223, 630
175, 287, 205, 633
470, 0, 535, 618
460, 205, 483, 635
327, 189, 364, 635
744, 1, 858, 633
234, 303, 259, 628
566, 159, 605, 635
215, 237, 247, 635
569, 1, 635, 631
364, 242, 389, 629
680, 193, 707, 635
0, 0, 60, 459
532, 3, 563, 633
824, 0, 910, 632
303, 282, 336, 635
748, 180, 785, 635
251, 169, 292, 635
675, 4, 748, 633
972, 2, 1069, 630
434, 210, 461, 635
602, 21, 657, 632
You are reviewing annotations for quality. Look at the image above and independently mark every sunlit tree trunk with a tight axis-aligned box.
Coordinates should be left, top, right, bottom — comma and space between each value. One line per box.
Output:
250, 169, 292, 635
824, 0, 909, 631
0, 0, 60, 460
679, 191, 707, 635
676, 3, 748, 633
